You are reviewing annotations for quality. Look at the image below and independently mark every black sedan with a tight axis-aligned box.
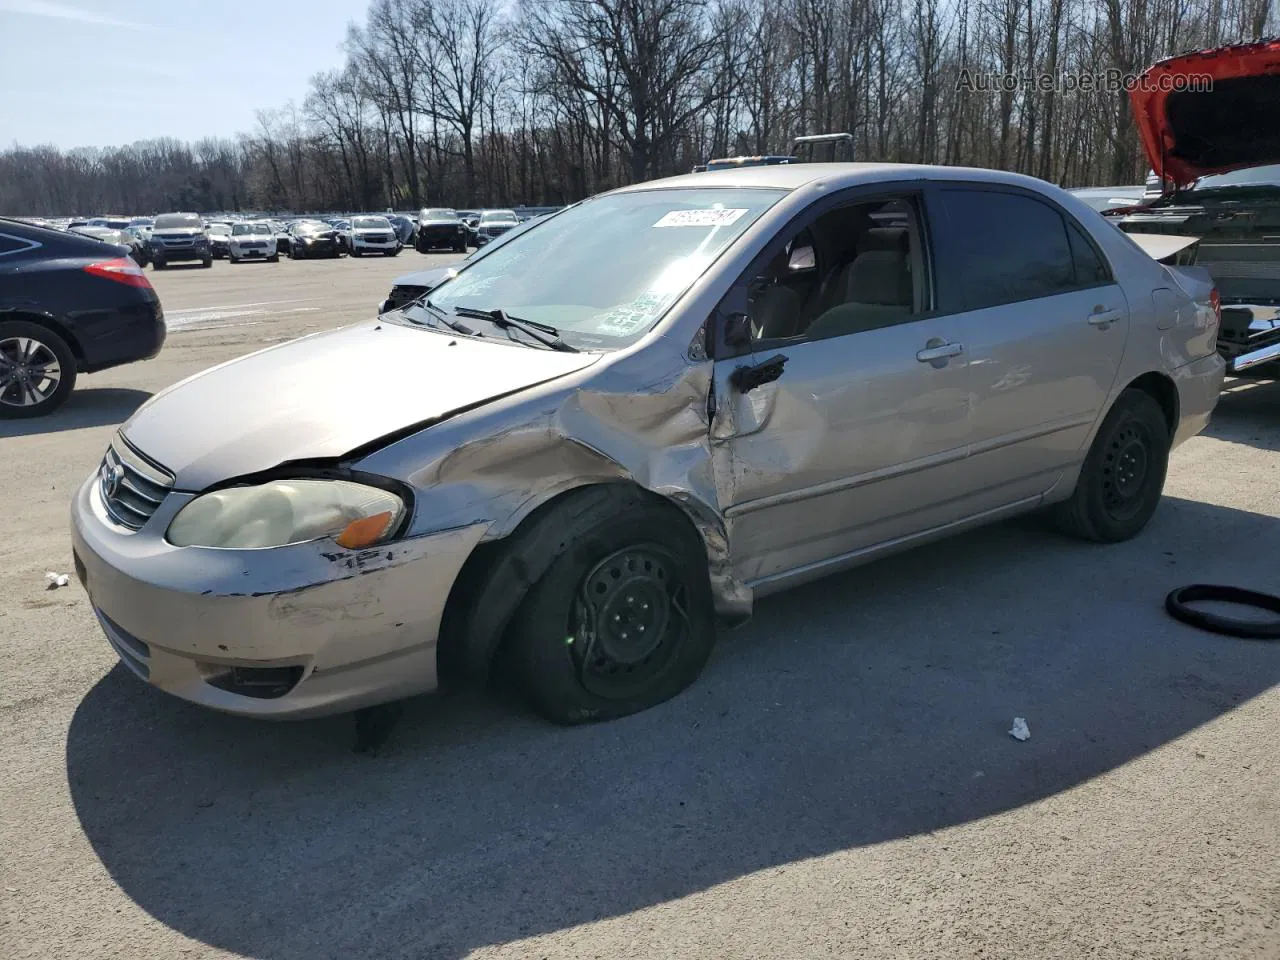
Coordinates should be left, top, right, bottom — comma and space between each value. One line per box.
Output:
287, 220, 343, 259
0, 218, 166, 418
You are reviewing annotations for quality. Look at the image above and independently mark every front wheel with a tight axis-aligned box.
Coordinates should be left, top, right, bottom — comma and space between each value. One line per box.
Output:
0, 321, 78, 419
507, 490, 717, 724
385, 248, 399, 257
269, 254, 279, 263
201, 257, 213, 268
152, 259, 166, 270
351, 248, 362, 258
1051, 389, 1170, 542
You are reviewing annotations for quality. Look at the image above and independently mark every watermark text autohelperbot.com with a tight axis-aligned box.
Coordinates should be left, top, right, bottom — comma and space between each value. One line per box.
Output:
956, 69, 1213, 94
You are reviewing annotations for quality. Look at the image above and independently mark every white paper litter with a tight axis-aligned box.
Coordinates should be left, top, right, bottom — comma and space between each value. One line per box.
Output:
45, 571, 70, 588
1008, 717, 1030, 741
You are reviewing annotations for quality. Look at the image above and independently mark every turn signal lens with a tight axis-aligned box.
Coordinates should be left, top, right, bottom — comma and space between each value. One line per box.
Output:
335, 511, 396, 549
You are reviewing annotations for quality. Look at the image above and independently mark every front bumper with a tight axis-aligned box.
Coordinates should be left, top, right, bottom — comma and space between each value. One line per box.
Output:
152, 244, 210, 263
353, 237, 399, 251
230, 244, 273, 259
71, 473, 487, 719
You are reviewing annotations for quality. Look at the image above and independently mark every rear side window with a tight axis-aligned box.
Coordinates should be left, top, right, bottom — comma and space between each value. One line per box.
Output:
932, 188, 1081, 312
1067, 220, 1111, 286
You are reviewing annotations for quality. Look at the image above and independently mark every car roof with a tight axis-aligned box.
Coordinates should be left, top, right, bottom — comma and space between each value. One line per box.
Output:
612, 162, 1063, 194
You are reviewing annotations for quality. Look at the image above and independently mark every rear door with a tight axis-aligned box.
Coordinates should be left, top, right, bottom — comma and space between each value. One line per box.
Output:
925, 185, 1130, 506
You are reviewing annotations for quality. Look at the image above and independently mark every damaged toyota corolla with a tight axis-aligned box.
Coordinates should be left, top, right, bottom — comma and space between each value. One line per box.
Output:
71, 164, 1225, 723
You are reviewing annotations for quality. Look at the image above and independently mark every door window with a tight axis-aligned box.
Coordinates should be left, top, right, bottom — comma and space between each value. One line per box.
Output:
931, 188, 1114, 313
741, 196, 929, 344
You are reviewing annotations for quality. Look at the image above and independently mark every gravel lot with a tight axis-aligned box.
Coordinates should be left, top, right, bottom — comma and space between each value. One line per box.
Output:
2, 254, 1278, 959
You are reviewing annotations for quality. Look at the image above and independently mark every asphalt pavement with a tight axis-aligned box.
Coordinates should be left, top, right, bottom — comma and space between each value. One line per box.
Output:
1, 253, 1278, 959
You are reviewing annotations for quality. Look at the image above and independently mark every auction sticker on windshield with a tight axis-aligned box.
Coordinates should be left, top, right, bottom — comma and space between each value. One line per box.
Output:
654, 208, 748, 228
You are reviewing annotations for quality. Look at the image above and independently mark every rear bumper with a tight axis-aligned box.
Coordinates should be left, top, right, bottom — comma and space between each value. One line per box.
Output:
1172, 352, 1226, 448
80, 299, 166, 373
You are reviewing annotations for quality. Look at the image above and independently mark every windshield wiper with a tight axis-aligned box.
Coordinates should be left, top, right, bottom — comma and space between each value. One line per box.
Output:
407, 299, 477, 336
450, 306, 579, 352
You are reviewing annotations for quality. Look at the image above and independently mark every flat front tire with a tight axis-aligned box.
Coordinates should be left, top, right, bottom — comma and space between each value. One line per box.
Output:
508, 489, 717, 724
1052, 389, 1170, 542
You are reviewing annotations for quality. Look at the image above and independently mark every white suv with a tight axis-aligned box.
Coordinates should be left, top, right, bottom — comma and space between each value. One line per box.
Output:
346, 216, 401, 257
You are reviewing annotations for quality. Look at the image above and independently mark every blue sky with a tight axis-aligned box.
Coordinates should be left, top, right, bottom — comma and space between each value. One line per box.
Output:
0, 0, 358, 149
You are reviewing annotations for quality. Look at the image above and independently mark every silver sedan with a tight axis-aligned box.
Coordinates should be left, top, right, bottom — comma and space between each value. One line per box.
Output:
71, 163, 1225, 723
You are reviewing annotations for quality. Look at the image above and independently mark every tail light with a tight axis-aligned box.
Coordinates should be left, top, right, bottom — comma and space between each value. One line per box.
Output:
1209, 287, 1222, 327
84, 257, 153, 290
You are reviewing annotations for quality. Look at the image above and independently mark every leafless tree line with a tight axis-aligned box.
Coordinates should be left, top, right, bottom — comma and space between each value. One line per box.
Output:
2, 0, 1274, 216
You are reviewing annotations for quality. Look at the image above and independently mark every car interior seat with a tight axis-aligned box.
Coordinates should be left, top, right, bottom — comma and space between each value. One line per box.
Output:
804, 226, 914, 339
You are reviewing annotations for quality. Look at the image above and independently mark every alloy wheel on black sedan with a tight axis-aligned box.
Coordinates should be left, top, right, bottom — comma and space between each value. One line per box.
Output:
0, 322, 77, 418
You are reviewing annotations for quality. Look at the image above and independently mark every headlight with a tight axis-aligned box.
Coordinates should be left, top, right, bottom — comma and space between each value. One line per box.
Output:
167, 479, 406, 550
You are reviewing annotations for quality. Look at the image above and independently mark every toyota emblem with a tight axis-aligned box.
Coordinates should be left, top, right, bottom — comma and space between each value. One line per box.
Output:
101, 460, 124, 500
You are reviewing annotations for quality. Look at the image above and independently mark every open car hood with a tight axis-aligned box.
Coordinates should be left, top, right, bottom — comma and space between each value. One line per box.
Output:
1131, 40, 1280, 188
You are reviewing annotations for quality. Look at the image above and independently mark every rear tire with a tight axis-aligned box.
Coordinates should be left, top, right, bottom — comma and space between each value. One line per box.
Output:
507, 488, 717, 724
1051, 389, 1170, 542
0, 320, 78, 419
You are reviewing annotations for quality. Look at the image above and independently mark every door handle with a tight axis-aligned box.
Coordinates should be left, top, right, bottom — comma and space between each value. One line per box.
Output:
729, 353, 787, 393
916, 340, 964, 363
1088, 308, 1121, 327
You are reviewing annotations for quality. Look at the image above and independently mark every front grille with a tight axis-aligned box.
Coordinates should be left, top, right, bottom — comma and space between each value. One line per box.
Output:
99, 437, 174, 531
361, 233, 394, 243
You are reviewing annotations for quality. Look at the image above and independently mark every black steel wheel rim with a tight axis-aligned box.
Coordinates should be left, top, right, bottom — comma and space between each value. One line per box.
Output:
0, 336, 61, 408
1100, 420, 1151, 520
568, 545, 689, 700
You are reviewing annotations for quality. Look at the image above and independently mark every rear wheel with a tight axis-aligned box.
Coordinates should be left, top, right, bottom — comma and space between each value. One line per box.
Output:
507, 490, 717, 724
0, 321, 78, 419
1051, 389, 1170, 542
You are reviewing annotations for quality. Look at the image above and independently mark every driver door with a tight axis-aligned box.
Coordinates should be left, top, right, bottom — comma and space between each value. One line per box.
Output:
709, 190, 978, 590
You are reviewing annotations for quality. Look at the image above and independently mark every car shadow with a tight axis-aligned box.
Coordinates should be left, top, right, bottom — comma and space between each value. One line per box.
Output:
66, 495, 1280, 960
1208, 376, 1280, 451
0, 387, 150, 438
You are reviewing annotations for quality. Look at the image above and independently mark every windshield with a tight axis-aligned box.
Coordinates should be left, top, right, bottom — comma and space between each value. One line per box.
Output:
208, 223, 231, 233
480, 210, 518, 223
419, 187, 784, 348
422, 209, 457, 219
296, 221, 328, 234
232, 223, 271, 235
353, 217, 390, 229
1184, 164, 1280, 194
153, 213, 201, 230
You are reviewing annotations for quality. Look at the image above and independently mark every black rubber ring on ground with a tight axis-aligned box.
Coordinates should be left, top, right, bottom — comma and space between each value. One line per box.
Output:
1165, 584, 1280, 640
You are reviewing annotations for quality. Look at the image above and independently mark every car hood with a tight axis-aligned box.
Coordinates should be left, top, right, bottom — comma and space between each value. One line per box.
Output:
420, 217, 462, 226
152, 228, 205, 239
392, 265, 457, 288
121, 320, 600, 490
1131, 40, 1280, 188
